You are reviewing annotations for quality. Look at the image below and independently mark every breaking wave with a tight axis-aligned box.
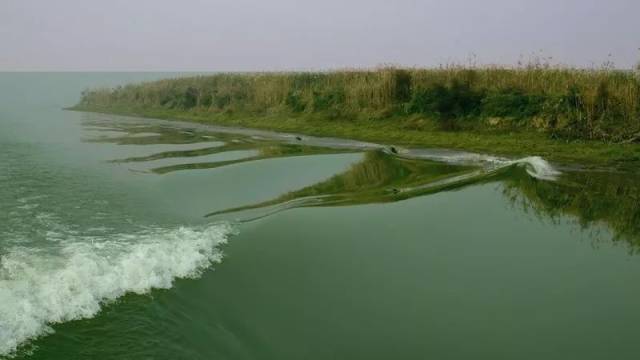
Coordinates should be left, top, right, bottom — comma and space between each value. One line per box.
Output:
490, 156, 561, 181
0, 223, 234, 357
398, 148, 561, 181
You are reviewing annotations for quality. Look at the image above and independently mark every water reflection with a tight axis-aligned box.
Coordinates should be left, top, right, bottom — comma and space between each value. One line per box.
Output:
210, 151, 640, 250
147, 144, 349, 174
83, 117, 640, 250
84, 119, 351, 174
205, 151, 481, 219
503, 170, 640, 250
83, 121, 221, 145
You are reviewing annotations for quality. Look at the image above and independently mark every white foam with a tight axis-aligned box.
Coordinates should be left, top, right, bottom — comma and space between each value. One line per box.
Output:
495, 156, 561, 181
400, 148, 560, 181
0, 223, 234, 356
396, 149, 560, 181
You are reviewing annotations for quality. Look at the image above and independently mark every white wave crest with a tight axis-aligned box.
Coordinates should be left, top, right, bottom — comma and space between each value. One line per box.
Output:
396, 149, 560, 181
0, 223, 234, 357
496, 156, 561, 181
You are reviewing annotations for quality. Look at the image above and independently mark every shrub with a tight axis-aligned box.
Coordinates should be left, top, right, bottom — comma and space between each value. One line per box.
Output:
408, 80, 483, 120
481, 88, 545, 119
285, 91, 306, 112
312, 88, 346, 111
180, 87, 198, 109
391, 69, 412, 102
213, 93, 231, 109
200, 93, 213, 107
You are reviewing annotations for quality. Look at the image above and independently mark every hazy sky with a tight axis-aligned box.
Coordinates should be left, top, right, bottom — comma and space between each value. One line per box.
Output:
1, 0, 639, 71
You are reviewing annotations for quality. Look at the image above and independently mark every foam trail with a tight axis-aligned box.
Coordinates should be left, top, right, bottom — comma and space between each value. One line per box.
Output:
494, 156, 561, 181
0, 223, 234, 357
414, 154, 562, 181
397, 157, 560, 196
398, 148, 561, 181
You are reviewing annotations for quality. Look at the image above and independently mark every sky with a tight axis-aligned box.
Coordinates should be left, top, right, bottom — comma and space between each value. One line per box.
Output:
1, 0, 639, 71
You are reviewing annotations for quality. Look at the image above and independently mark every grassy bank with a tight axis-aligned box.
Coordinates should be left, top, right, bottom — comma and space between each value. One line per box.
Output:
71, 67, 640, 169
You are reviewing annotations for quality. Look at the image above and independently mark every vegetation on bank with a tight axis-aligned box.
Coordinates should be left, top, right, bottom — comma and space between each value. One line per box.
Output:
72, 66, 640, 168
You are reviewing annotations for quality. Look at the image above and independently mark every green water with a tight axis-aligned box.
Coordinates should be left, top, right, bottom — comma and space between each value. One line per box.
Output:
2, 73, 640, 359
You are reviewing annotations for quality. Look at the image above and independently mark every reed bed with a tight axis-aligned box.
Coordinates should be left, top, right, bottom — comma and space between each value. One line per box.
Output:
76, 66, 640, 142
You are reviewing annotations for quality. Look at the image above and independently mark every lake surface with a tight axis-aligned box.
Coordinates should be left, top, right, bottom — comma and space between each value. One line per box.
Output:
1, 73, 640, 359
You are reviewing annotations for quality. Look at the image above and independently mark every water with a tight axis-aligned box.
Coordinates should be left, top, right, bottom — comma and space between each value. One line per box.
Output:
1, 74, 640, 359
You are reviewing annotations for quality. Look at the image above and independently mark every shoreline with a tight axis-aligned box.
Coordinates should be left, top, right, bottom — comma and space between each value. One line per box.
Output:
69, 106, 640, 172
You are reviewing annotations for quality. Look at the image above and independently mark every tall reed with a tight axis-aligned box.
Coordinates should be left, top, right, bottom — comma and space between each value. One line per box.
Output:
76, 65, 640, 142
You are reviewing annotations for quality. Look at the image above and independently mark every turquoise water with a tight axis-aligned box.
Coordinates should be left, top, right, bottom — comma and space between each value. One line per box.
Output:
1, 73, 640, 359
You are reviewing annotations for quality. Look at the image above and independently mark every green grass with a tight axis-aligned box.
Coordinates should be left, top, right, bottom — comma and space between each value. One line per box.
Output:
70, 66, 640, 169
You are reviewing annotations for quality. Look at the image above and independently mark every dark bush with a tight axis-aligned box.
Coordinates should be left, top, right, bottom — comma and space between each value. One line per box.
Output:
160, 87, 198, 109
408, 80, 484, 120
563, 85, 588, 138
481, 88, 545, 118
594, 80, 609, 116
285, 91, 306, 112
391, 69, 412, 102
180, 87, 198, 109
312, 88, 346, 111
200, 93, 213, 107
214, 93, 231, 109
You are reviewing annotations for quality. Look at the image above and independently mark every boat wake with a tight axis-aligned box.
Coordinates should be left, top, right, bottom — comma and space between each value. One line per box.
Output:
395, 147, 561, 181
489, 156, 561, 181
206, 150, 561, 222
0, 223, 234, 357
